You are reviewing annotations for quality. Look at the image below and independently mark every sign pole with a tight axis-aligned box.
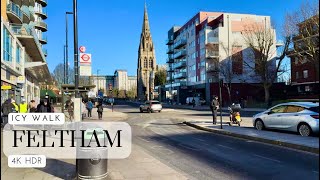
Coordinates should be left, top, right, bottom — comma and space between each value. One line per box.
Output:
219, 79, 223, 129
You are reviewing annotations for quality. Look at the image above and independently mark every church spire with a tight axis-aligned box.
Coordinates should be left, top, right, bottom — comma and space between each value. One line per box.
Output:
142, 2, 150, 33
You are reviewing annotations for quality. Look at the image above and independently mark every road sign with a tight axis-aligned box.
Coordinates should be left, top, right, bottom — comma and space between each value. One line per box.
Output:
79, 53, 91, 65
79, 66, 92, 76
79, 46, 86, 53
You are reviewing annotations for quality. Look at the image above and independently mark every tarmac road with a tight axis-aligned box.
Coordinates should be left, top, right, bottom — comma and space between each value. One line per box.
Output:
113, 103, 319, 180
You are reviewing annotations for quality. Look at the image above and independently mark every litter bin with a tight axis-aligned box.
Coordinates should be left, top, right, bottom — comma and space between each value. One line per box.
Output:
77, 128, 108, 180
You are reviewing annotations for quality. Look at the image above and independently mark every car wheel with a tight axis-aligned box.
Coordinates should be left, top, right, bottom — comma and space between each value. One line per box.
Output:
255, 119, 264, 130
147, 108, 151, 113
158, 110, 161, 113
298, 124, 312, 136
140, 108, 143, 113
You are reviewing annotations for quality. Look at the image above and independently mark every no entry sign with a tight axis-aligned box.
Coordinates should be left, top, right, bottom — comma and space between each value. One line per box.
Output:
79, 53, 91, 64
79, 46, 86, 53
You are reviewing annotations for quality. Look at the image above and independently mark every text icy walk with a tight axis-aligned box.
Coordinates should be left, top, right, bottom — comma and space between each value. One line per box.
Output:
8, 113, 65, 125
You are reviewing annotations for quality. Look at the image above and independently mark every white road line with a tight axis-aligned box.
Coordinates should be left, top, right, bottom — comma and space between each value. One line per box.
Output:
253, 154, 281, 163
313, 171, 319, 174
138, 137, 150, 142
178, 143, 201, 151
217, 144, 234, 150
193, 137, 206, 142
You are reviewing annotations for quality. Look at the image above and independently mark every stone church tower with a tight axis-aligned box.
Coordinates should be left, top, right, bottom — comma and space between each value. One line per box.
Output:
137, 4, 156, 101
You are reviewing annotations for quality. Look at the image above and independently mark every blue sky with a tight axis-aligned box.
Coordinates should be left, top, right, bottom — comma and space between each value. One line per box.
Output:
46, 0, 304, 76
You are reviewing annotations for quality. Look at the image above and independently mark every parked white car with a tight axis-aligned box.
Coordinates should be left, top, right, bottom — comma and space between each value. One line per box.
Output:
252, 102, 319, 136
140, 100, 162, 113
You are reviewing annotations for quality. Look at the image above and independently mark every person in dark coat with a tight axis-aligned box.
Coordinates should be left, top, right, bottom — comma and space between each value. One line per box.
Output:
210, 96, 220, 125
97, 102, 103, 120
37, 100, 47, 113
1, 99, 15, 127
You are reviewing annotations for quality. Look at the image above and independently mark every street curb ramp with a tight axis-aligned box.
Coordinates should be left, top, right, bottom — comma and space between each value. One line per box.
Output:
183, 121, 319, 154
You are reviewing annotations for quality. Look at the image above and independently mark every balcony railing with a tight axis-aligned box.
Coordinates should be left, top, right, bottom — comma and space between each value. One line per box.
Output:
173, 50, 187, 59
206, 65, 219, 73
7, 2, 23, 23
206, 50, 219, 59
165, 81, 187, 88
37, 0, 48, 7
43, 48, 47, 56
21, 5, 31, 22
166, 38, 174, 45
173, 60, 186, 69
173, 72, 187, 79
166, 57, 174, 63
39, 34, 47, 44
166, 47, 174, 54
34, 7, 47, 19
173, 38, 187, 49
34, 21, 48, 31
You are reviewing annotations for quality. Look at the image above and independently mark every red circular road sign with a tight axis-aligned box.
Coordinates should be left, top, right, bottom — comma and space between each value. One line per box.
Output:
81, 54, 90, 61
79, 46, 86, 53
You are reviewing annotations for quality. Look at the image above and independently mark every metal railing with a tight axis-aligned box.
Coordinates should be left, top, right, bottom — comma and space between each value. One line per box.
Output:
34, 7, 47, 17
7, 2, 23, 21
173, 60, 186, 69
173, 38, 187, 49
206, 50, 219, 58
173, 72, 187, 79
21, 5, 31, 19
173, 50, 187, 59
34, 21, 47, 30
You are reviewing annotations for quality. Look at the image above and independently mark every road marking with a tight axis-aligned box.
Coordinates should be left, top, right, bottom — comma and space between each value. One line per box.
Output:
313, 171, 319, 174
193, 137, 205, 142
253, 154, 281, 163
217, 144, 234, 150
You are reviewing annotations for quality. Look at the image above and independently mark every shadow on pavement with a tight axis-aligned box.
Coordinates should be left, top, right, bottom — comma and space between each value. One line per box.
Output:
36, 159, 75, 179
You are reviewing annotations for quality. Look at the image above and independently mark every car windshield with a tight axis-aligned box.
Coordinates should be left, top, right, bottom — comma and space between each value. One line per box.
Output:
151, 101, 160, 104
308, 106, 319, 113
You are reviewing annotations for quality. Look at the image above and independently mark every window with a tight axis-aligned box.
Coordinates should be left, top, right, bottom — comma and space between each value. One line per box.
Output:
16, 44, 21, 64
3, 28, 13, 62
297, 86, 302, 92
303, 70, 308, 78
271, 106, 287, 113
296, 72, 299, 79
200, 48, 206, 56
149, 59, 153, 68
144, 59, 147, 68
295, 57, 298, 65
192, 53, 196, 59
232, 46, 243, 74
285, 106, 302, 113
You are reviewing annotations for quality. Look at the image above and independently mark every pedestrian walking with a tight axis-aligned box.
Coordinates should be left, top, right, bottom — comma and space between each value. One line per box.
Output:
86, 100, 93, 117
37, 99, 47, 113
192, 98, 196, 108
97, 102, 103, 120
29, 100, 37, 112
19, 99, 28, 113
81, 101, 86, 119
1, 99, 15, 127
210, 96, 219, 125
67, 100, 74, 121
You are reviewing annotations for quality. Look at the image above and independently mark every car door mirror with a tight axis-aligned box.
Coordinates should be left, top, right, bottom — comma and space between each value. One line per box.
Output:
267, 111, 273, 115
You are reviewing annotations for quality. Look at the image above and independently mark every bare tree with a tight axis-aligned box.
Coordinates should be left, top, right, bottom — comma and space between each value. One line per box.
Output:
242, 21, 290, 103
284, 0, 319, 80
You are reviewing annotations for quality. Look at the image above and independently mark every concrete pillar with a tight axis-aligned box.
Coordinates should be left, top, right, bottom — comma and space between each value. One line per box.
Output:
73, 98, 82, 122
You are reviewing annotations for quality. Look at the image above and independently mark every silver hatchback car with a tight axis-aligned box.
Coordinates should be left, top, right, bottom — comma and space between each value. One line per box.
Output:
252, 102, 319, 136
140, 100, 162, 113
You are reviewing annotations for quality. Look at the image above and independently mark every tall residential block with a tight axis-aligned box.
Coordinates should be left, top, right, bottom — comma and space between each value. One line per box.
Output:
1, 0, 51, 104
165, 12, 278, 104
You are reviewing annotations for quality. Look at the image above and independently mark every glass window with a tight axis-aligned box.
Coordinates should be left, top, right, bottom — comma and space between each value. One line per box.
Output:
285, 106, 301, 113
3, 28, 13, 62
305, 85, 310, 92
16, 44, 21, 64
296, 72, 299, 79
303, 70, 308, 78
308, 106, 319, 113
271, 105, 287, 113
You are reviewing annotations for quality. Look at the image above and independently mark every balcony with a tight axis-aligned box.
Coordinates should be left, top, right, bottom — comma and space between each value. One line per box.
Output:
165, 81, 186, 88
166, 38, 174, 45
35, 8, 47, 19
7, 2, 23, 24
21, 5, 31, 23
206, 50, 219, 59
173, 60, 186, 69
166, 67, 174, 72
34, 21, 48, 32
10, 24, 46, 62
43, 48, 47, 57
39, 34, 47, 44
36, 0, 47, 7
173, 38, 187, 49
166, 57, 174, 63
173, 72, 187, 79
173, 50, 187, 59
166, 47, 174, 54
206, 65, 219, 73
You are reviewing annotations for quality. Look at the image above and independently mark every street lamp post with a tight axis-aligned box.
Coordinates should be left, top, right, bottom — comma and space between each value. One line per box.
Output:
97, 69, 100, 96
66, 11, 73, 84
63, 45, 66, 84
73, 0, 79, 98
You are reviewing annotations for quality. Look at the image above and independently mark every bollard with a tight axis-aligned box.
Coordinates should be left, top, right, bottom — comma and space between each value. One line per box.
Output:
77, 128, 108, 180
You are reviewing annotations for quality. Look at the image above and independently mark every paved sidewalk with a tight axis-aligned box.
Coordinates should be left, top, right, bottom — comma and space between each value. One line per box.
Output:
182, 118, 319, 154
1, 109, 188, 180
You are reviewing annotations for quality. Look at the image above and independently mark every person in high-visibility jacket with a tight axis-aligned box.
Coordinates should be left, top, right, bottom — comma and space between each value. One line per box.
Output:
11, 99, 19, 112
19, 99, 28, 113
